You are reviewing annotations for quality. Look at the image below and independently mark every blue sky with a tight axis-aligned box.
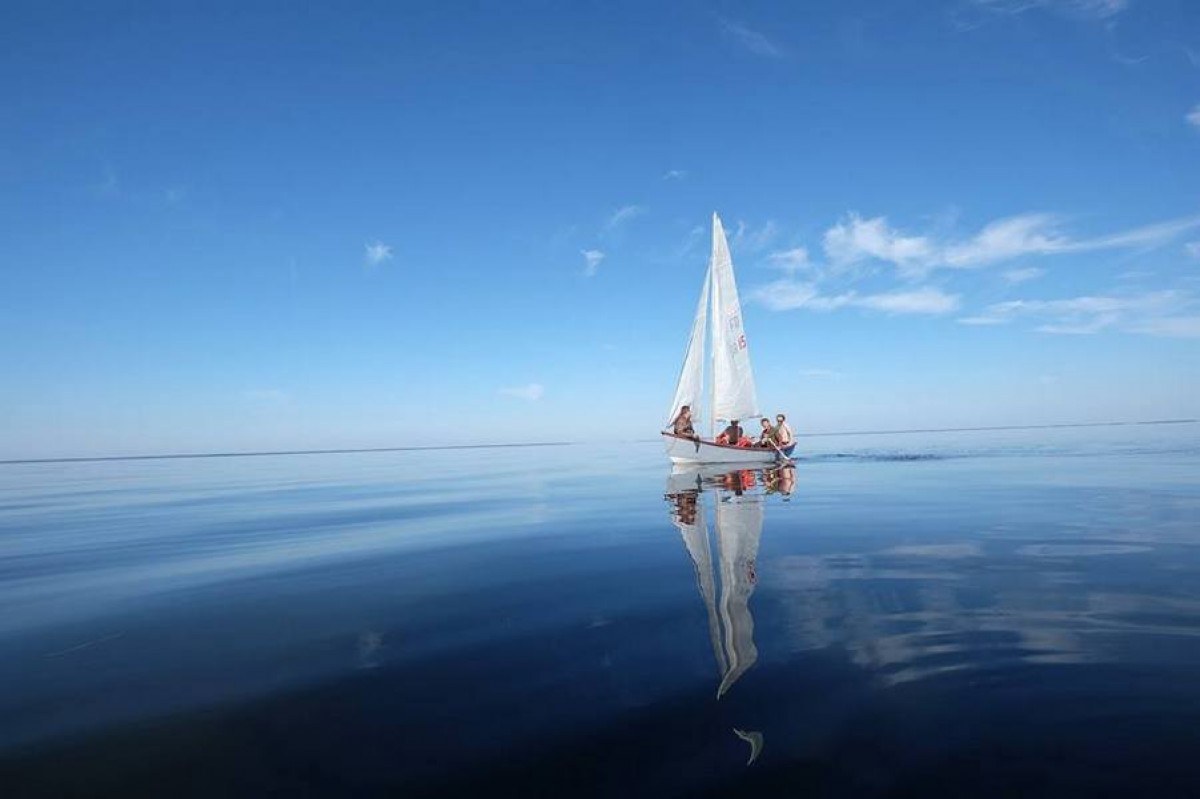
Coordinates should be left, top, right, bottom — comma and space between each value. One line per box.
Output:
2, 0, 1198, 457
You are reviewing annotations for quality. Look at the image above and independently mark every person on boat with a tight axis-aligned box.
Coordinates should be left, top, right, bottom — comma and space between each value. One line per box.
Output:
716, 419, 744, 446
671, 405, 698, 440
774, 413, 795, 454
756, 418, 777, 448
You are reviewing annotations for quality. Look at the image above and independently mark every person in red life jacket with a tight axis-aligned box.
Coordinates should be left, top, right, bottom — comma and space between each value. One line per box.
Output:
716, 419, 743, 445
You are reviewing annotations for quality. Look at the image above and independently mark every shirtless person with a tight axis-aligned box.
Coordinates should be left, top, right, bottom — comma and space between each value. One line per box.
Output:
717, 419, 744, 445
774, 413, 795, 454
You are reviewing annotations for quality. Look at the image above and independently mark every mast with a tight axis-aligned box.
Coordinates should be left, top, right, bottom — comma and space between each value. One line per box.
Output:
709, 214, 720, 440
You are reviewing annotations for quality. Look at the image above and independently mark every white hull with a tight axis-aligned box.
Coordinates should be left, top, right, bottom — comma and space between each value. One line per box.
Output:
663, 433, 781, 465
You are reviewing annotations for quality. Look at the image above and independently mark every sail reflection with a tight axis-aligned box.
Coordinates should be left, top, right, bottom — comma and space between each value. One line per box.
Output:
667, 465, 792, 697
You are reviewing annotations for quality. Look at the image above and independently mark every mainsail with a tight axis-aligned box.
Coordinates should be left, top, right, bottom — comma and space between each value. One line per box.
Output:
709, 214, 760, 427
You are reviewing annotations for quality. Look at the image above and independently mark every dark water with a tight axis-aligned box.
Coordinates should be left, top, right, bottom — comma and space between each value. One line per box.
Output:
2, 425, 1200, 797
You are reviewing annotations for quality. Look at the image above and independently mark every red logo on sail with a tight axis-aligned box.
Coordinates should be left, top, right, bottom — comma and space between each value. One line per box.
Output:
727, 313, 747, 351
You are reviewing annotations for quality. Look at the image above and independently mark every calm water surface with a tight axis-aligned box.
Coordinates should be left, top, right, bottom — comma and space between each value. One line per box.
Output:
2, 425, 1200, 797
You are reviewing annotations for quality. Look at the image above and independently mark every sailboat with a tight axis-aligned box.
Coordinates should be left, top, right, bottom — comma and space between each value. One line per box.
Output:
663, 214, 787, 464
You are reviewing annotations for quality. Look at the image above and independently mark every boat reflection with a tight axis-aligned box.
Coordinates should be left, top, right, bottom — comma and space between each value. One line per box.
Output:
668, 465, 782, 696
667, 464, 791, 763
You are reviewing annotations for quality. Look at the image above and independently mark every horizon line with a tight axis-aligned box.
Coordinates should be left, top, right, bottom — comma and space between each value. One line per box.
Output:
0, 441, 573, 467
2, 418, 1194, 466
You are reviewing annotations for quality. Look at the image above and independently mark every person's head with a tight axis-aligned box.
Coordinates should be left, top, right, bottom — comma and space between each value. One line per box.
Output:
681, 405, 690, 413
776, 413, 786, 423
761, 419, 771, 428
731, 419, 740, 426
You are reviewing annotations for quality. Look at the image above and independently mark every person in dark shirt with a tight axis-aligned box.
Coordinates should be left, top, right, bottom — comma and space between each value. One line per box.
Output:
756, 418, 777, 447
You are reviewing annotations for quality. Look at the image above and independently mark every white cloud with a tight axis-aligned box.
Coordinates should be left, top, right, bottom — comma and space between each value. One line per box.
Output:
824, 214, 935, 272
768, 247, 811, 273
797, 368, 843, 379
718, 17, 785, 59
1129, 316, 1200, 337
669, 225, 707, 262
1188, 105, 1200, 130
1082, 215, 1200, 250
958, 315, 1008, 326
732, 219, 779, 253
750, 279, 823, 311
1186, 241, 1200, 259
821, 212, 1200, 276
942, 213, 1070, 267
364, 241, 392, 266
958, 0, 1127, 27
957, 290, 1199, 337
663, 169, 688, 181
857, 287, 961, 314
750, 279, 959, 315
604, 204, 645, 232
84, 163, 120, 198
1003, 266, 1045, 284
581, 249, 605, 277
499, 383, 545, 401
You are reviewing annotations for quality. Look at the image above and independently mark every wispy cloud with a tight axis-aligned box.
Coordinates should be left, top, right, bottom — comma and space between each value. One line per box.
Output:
768, 247, 811, 273
581, 249, 605, 277
797, 368, 843, 379
668, 225, 707, 262
364, 241, 392, 267
718, 17, 785, 59
825, 214, 935, 272
663, 169, 688, 181
604, 204, 645, 232
954, 0, 1127, 30
1187, 104, 1200, 131
958, 290, 1200, 337
85, 163, 120, 198
1003, 266, 1045, 284
823, 211, 1200, 276
731, 220, 780, 253
499, 383, 545, 401
1129, 316, 1200, 337
750, 279, 960, 315
856, 287, 962, 314
1186, 241, 1200, 259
